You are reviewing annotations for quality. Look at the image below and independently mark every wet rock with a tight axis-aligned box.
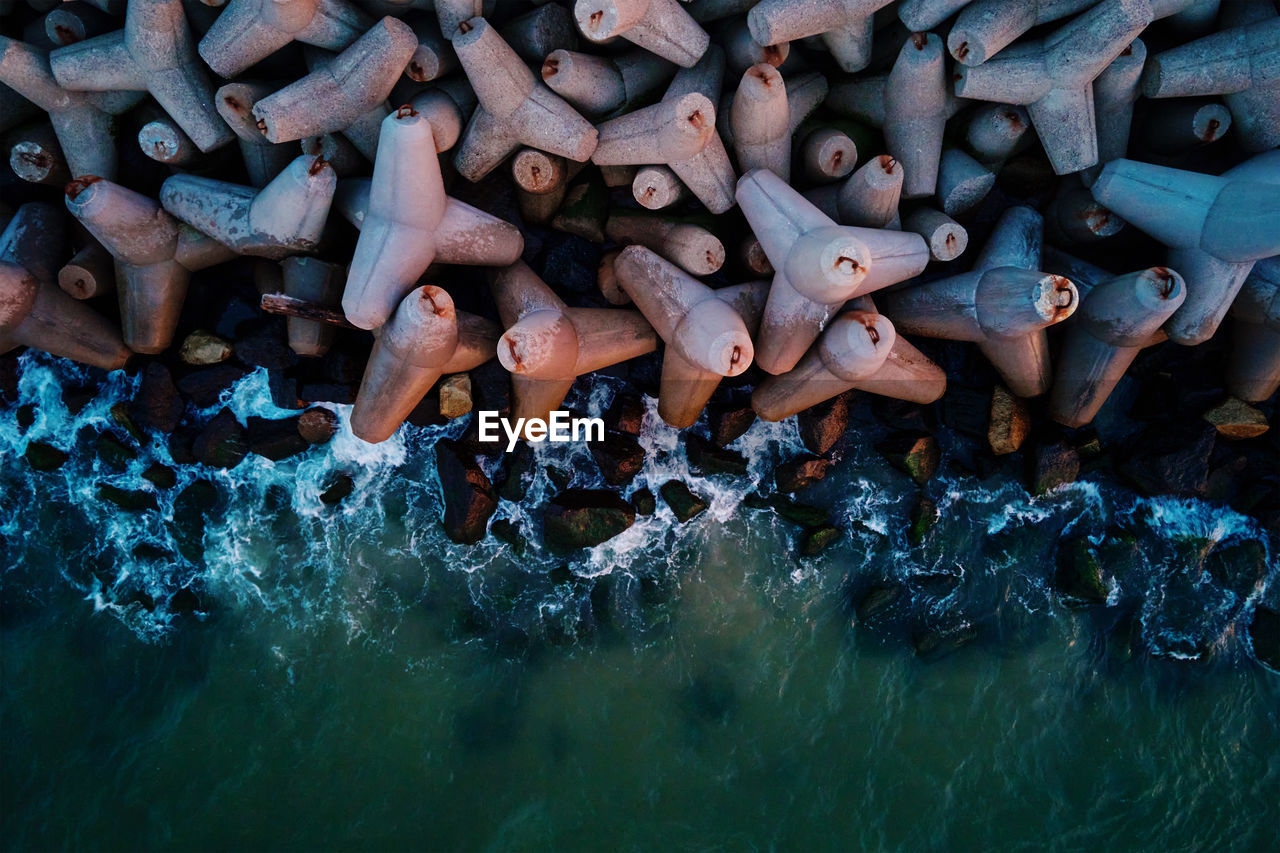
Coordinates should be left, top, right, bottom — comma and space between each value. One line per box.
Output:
178, 364, 246, 408
1203, 398, 1269, 441
878, 433, 940, 485
942, 385, 990, 440
660, 479, 708, 522
24, 441, 68, 471
800, 524, 840, 556
774, 454, 831, 492
1249, 606, 1280, 673
909, 567, 962, 597
298, 407, 339, 444
589, 430, 645, 486
168, 427, 199, 465
92, 429, 137, 470
142, 463, 177, 489
988, 385, 1030, 455
797, 390, 853, 455
193, 408, 248, 469
15, 404, 34, 432
760, 495, 829, 528
178, 330, 233, 366
1204, 539, 1268, 601
247, 416, 309, 461
912, 619, 980, 662
686, 434, 748, 476
908, 496, 939, 545
110, 402, 145, 442
535, 232, 600, 295
299, 382, 356, 405
1121, 424, 1215, 498
604, 392, 646, 436
407, 391, 446, 428
97, 483, 158, 512
490, 518, 526, 556
234, 326, 297, 370
631, 487, 656, 516
547, 466, 572, 491
436, 439, 498, 544
469, 360, 511, 419
61, 385, 95, 414
439, 373, 473, 419
1032, 442, 1080, 494
544, 488, 635, 549
319, 471, 354, 505
499, 443, 535, 502
128, 363, 183, 433
1053, 536, 1110, 607
707, 398, 756, 446
267, 369, 303, 409
854, 583, 903, 623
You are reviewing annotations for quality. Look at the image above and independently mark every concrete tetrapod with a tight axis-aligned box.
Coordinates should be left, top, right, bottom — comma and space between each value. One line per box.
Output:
736, 168, 930, 375
953, 0, 1152, 175
159, 154, 337, 260
350, 285, 499, 443
490, 261, 658, 436
1141, 18, 1280, 153
1049, 267, 1186, 427
541, 48, 673, 118
47, 0, 233, 153
250, 17, 417, 146
604, 212, 724, 277
214, 82, 298, 188
0, 36, 135, 180
730, 63, 790, 181
1083, 38, 1146, 185
0, 202, 130, 371
572, 0, 710, 68
281, 256, 344, 357
341, 106, 446, 330
7, 121, 69, 187
64, 176, 237, 355
197, 0, 370, 78
947, 0, 1094, 66
752, 310, 897, 420
1089, 152, 1280, 345
1227, 257, 1280, 403
330, 179, 524, 269
452, 16, 598, 182
612, 245, 755, 427
879, 206, 1079, 398
746, 0, 895, 73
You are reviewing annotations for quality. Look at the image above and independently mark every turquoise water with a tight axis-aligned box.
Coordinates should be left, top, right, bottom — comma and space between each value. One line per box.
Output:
2, 354, 1278, 851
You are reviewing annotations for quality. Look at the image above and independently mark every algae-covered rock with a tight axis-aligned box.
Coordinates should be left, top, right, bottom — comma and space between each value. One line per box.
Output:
1054, 536, 1110, 607
631, 487, 656, 516
25, 441, 68, 471
544, 489, 635, 549
878, 433, 940, 485
660, 480, 708, 522
775, 454, 831, 493
686, 434, 748, 477
800, 524, 841, 557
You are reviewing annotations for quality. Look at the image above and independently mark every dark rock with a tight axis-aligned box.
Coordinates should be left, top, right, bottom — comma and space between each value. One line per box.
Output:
490, 518, 526, 555
193, 408, 248, 469
142, 463, 177, 489
1120, 425, 1215, 497
214, 296, 258, 338
686, 434, 748, 476
298, 407, 339, 444
1249, 606, 1280, 673
168, 427, 199, 465
15, 404, 35, 432
604, 392, 646, 435
766, 496, 829, 528
109, 402, 144, 442
909, 567, 962, 597
267, 369, 303, 409
1204, 539, 1268, 601
175, 479, 219, 514
93, 430, 137, 470
234, 328, 298, 370
908, 496, 939, 545
797, 390, 853, 455
544, 488, 635, 549
988, 385, 1030, 455
25, 441, 68, 471
177, 364, 246, 408
800, 524, 840, 556
322, 345, 368, 384
660, 479, 708, 522
535, 231, 601, 295
247, 416, 309, 461
774, 454, 832, 492
299, 382, 356, 405
878, 433, 940, 485
129, 363, 183, 433
631, 487, 656, 515
589, 430, 645, 486
547, 466, 572, 491
707, 398, 756, 446
469, 359, 511, 418
406, 391, 446, 428
319, 472, 354, 505
912, 619, 980, 662
1031, 442, 1080, 494
941, 385, 990, 440
436, 439, 498, 544
1053, 537, 1110, 607
854, 583, 902, 623
61, 385, 95, 414
97, 483, 158, 512
498, 443, 535, 502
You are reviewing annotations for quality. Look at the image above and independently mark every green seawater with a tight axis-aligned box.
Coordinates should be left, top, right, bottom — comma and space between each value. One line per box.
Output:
2, 357, 1278, 852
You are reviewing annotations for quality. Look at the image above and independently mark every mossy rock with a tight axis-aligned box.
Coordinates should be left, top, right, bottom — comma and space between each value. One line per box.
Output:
490, 518, 527, 556
768, 496, 830, 529
912, 619, 980, 662
25, 441, 68, 472
1053, 536, 1110, 607
631, 487, 656, 516
800, 524, 841, 557
855, 583, 903, 623
142, 463, 178, 490
544, 489, 635, 550
908, 496, 939, 545
660, 480, 708, 523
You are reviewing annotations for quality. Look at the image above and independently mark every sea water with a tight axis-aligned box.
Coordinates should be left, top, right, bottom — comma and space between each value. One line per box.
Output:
2, 352, 1277, 851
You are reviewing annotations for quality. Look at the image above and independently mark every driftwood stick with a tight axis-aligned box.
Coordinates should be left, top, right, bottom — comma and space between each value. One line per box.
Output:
261, 292, 359, 329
